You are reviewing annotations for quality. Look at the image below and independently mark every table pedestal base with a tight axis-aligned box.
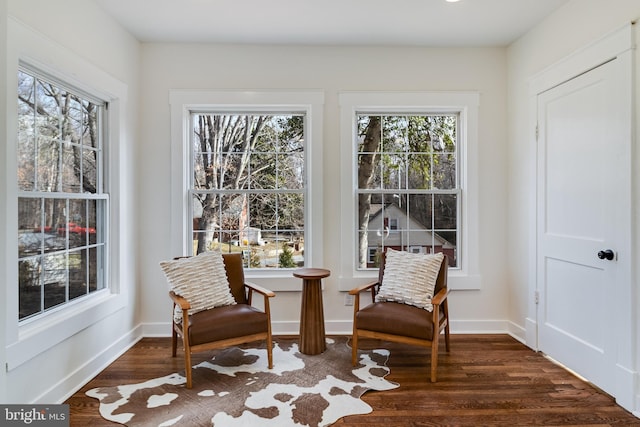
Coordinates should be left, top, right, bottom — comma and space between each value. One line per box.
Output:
299, 278, 326, 355
294, 268, 330, 355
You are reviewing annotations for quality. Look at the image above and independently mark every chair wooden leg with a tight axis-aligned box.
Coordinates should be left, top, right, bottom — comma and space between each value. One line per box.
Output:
444, 322, 451, 352
181, 315, 193, 388
430, 334, 439, 383
184, 349, 193, 389
266, 332, 274, 369
351, 330, 359, 366
182, 330, 192, 389
171, 326, 178, 357
443, 301, 451, 352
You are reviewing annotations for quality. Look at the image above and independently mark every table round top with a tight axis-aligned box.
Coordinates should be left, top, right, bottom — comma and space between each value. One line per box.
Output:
293, 268, 331, 279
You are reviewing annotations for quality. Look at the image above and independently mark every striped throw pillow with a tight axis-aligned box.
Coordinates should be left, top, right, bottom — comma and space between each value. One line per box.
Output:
160, 251, 236, 323
375, 249, 444, 312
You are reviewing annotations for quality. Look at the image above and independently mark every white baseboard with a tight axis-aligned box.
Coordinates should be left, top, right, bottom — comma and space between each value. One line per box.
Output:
146, 321, 356, 337
145, 319, 523, 338
448, 319, 509, 334
43, 325, 144, 403
272, 320, 300, 336
148, 319, 521, 338
141, 322, 172, 337
525, 317, 538, 350
323, 319, 520, 337
507, 321, 527, 345
614, 363, 638, 413
324, 320, 353, 336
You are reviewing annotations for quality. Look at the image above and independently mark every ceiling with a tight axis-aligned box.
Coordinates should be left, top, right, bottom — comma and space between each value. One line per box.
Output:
94, 0, 569, 47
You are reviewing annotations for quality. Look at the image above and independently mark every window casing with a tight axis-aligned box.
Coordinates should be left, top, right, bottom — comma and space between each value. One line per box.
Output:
170, 90, 324, 285
5, 20, 128, 372
16, 66, 108, 322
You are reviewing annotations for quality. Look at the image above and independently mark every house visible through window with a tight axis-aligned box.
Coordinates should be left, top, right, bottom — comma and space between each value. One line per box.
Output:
356, 113, 459, 269
189, 113, 306, 269
17, 66, 108, 321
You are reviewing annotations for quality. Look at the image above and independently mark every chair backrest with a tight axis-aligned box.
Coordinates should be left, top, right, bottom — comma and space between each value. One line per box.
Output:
377, 251, 448, 295
221, 253, 248, 304
433, 254, 448, 295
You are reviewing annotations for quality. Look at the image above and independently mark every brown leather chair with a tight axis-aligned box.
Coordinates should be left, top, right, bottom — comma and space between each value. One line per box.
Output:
169, 253, 275, 388
349, 253, 450, 382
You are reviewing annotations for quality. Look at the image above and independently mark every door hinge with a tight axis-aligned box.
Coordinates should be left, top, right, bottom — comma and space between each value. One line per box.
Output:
535, 290, 540, 305
535, 124, 539, 141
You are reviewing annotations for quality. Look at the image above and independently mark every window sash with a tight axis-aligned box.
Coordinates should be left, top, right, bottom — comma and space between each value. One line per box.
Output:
17, 66, 108, 322
354, 112, 460, 270
186, 112, 308, 269
17, 68, 106, 195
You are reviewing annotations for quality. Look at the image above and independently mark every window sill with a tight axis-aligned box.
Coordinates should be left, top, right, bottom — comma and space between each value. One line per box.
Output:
6, 290, 125, 371
245, 270, 315, 292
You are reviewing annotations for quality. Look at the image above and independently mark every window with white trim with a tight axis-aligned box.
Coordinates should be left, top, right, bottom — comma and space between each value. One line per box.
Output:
170, 90, 324, 279
17, 66, 108, 321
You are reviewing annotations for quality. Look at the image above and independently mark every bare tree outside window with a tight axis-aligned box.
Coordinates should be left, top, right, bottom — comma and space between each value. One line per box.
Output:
190, 113, 305, 269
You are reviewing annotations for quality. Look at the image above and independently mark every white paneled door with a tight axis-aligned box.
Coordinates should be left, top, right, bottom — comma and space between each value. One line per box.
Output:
536, 57, 630, 397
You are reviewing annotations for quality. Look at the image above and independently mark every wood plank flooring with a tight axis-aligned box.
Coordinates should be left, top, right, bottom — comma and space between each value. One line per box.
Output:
66, 334, 640, 426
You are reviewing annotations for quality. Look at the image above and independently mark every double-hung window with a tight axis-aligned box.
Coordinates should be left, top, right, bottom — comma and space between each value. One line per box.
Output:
17, 66, 108, 321
170, 91, 324, 279
339, 92, 480, 290
189, 112, 305, 269
355, 113, 459, 268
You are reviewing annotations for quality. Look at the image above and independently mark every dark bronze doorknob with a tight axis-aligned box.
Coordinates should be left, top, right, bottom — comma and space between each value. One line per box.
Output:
597, 249, 615, 261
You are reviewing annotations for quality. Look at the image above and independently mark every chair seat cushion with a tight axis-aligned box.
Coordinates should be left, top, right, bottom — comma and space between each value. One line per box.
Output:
356, 301, 438, 341
185, 304, 268, 346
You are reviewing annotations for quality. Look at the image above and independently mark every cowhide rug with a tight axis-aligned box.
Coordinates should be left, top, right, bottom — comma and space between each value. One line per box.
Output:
86, 337, 397, 427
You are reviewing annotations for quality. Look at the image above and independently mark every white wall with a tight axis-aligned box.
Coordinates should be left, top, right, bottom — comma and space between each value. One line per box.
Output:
506, 0, 640, 414
139, 43, 510, 336
2, 0, 140, 403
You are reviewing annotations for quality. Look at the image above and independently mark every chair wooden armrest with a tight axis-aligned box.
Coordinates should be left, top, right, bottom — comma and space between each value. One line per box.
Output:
349, 280, 380, 313
348, 280, 379, 295
244, 281, 275, 307
169, 291, 190, 310
431, 287, 450, 306
245, 281, 276, 298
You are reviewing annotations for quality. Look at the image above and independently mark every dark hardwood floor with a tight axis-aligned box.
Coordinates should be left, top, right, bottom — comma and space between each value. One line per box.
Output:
66, 334, 640, 426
